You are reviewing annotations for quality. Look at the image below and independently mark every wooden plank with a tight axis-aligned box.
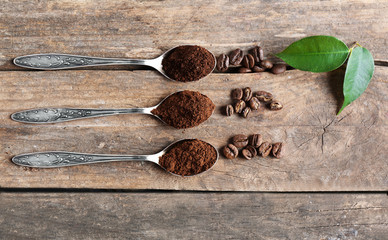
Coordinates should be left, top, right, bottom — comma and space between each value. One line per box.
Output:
0, 67, 387, 191
0, 192, 387, 239
0, 0, 387, 70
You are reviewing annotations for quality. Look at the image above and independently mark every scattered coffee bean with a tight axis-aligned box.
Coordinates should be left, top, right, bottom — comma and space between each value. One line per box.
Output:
216, 47, 283, 75
238, 67, 252, 73
252, 66, 265, 72
242, 145, 257, 160
234, 100, 246, 113
254, 91, 273, 103
269, 100, 283, 111
216, 54, 229, 72
223, 144, 239, 159
223, 132, 286, 160
242, 107, 251, 118
232, 134, 249, 148
229, 49, 244, 65
242, 54, 255, 69
225, 104, 234, 116
231, 88, 243, 100
243, 87, 252, 102
250, 134, 263, 148
271, 64, 286, 74
249, 97, 261, 110
260, 60, 273, 69
272, 142, 284, 158
226, 88, 282, 120
251, 46, 264, 63
258, 141, 272, 157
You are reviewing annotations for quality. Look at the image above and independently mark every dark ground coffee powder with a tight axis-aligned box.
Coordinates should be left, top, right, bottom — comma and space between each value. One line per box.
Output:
159, 139, 218, 176
162, 45, 215, 82
151, 90, 215, 129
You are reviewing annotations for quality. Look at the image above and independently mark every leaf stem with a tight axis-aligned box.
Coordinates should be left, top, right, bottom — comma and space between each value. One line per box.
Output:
349, 42, 357, 50
349, 42, 363, 52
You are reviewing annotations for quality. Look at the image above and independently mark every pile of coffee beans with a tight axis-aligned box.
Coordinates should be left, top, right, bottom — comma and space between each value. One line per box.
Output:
225, 88, 283, 118
222, 133, 284, 160
216, 46, 286, 74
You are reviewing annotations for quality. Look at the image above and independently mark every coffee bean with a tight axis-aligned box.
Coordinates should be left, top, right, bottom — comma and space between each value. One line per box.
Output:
250, 46, 264, 63
242, 54, 255, 69
260, 60, 273, 69
249, 97, 261, 110
271, 64, 286, 74
243, 87, 252, 102
232, 134, 249, 148
269, 100, 283, 110
254, 91, 273, 103
242, 145, 257, 160
258, 141, 272, 157
223, 144, 239, 159
252, 66, 265, 72
250, 134, 263, 148
272, 142, 284, 158
250, 47, 260, 63
216, 54, 229, 72
247, 54, 255, 68
234, 100, 246, 113
231, 88, 243, 100
225, 105, 234, 116
238, 67, 252, 73
229, 49, 244, 65
242, 107, 251, 118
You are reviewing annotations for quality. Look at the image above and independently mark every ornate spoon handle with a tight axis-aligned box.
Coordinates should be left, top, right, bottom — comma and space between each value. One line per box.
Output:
11, 107, 152, 123
13, 53, 151, 70
12, 151, 156, 168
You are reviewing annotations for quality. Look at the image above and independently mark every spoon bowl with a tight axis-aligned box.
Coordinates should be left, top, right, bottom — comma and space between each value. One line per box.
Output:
12, 139, 219, 177
13, 45, 216, 82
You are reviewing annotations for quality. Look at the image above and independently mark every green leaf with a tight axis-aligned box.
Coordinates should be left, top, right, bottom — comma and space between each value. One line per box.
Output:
338, 47, 374, 115
275, 36, 349, 72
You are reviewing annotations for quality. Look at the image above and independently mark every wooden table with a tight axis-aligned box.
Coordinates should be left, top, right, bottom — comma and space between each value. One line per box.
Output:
1, 0, 387, 239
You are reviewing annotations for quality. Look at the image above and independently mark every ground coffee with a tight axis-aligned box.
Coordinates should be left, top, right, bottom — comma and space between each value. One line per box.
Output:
162, 45, 215, 82
151, 90, 215, 129
159, 139, 218, 176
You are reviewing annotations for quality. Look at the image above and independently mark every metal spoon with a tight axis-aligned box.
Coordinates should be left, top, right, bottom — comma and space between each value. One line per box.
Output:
11, 139, 219, 177
13, 45, 216, 82
11, 91, 178, 124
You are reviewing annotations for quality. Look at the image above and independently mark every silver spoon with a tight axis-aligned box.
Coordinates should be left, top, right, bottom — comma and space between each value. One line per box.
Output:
13, 45, 216, 82
11, 139, 219, 177
11, 91, 178, 124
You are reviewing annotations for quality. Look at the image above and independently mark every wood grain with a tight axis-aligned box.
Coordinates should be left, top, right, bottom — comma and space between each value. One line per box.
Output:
0, 192, 387, 239
0, 0, 387, 70
1, 1, 387, 239
1, 67, 386, 191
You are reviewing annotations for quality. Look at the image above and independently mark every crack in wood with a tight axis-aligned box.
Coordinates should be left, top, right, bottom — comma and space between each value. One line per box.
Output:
298, 222, 388, 229
337, 112, 352, 123
321, 118, 336, 153
265, 206, 388, 216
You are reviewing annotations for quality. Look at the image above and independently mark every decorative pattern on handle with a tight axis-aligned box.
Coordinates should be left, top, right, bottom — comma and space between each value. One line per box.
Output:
13, 152, 95, 167
14, 54, 96, 69
12, 108, 93, 123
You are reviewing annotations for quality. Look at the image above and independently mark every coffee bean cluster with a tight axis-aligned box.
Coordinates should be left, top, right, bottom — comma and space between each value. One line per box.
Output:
216, 46, 286, 74
222, 133, 284, 160
225, 88, 283, 118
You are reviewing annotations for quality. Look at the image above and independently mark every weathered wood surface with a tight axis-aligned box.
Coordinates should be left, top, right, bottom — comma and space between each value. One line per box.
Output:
1, 67, 386, 191
0, 192, 387, 239
0, 0, 387, 71
0, 0, 387, 191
